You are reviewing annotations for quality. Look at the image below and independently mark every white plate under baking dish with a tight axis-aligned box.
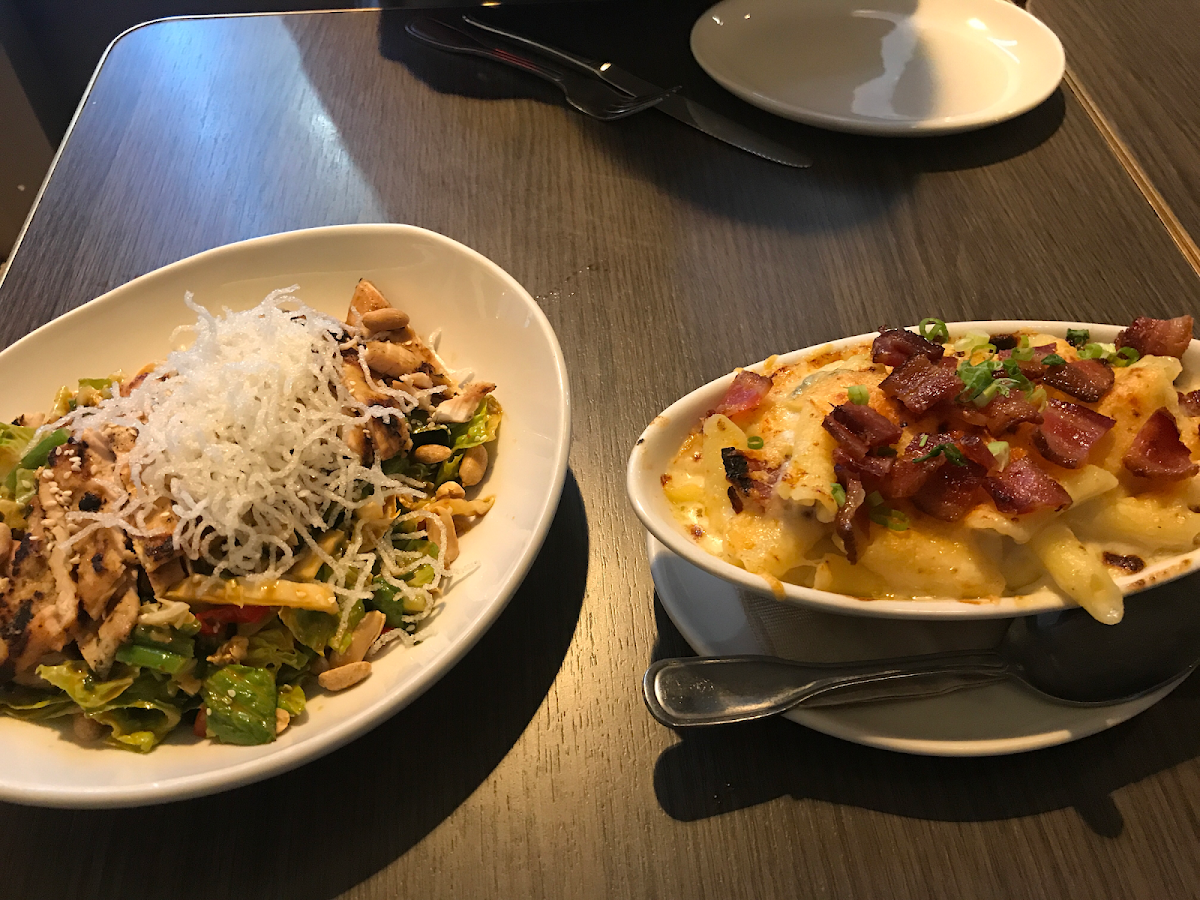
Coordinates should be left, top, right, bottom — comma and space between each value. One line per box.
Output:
690, 0, 1065, 135
627, 321, 1200, 620
0, 224, 571, 808
649, 536, 1185, 755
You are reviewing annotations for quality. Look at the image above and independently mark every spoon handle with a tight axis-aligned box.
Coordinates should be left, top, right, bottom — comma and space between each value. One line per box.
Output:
643, 653, 1011, 727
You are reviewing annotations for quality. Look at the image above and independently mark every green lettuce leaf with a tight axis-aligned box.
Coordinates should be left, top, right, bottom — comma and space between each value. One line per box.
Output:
245, 623, 313, 674
37, 664, 188, 751
203, 665, 277, 745
88, 674, 186, 752
37, 661, 136, 709
0, 685, 75, 721
449, 396, 501, 451
278, 608, 338, 653
0, 423, 34, 481
277, 683, 306, 717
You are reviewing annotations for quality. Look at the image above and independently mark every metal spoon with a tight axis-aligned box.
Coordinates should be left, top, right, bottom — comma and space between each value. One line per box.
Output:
644, 590, 1200, 727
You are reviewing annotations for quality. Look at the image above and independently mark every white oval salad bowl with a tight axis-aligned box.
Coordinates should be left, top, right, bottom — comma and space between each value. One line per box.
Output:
0, 224, 570, 807
627, 321, 1200, 620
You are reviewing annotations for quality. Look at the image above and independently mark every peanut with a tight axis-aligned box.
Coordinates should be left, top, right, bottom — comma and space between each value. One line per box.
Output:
361, 308, 411, 334
414, 444, 452, 464
347, 279, 390, 327
73, 714, 104, 742
459, 445, 489, 487
276, 708, 291, 735
318, 660, 371, 691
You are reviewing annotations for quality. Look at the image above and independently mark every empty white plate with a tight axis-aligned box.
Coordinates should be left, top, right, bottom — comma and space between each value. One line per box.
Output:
690, 0, 1065, 135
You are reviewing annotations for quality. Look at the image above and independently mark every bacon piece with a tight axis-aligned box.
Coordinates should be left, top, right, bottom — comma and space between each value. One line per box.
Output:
1032, 400, 1116, 469
821, 403, 901, 459
1116, 315, 1193, 359
1178, 390, 1200, 417
833, 470, 866, 564
714, 370, 773, 418
880, 356, 964, 416
872, 328, 944, 368
883, 457, 939, 500
832, 446, 892, 493
986, 457, 1072, 515
721, 447, 780, 505
912, 463, 987, 522
997, 344, 1058, 380
1041, 359, 1114, 402
881, 432, 977, 499
978, 393, 1043, 436
722, 447, 753, 494
1123, 407, 1200, 480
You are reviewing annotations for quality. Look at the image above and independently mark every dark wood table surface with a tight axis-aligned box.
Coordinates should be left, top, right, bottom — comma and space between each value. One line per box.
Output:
1031, 0, 1200, 270
1, 6, 1199, 899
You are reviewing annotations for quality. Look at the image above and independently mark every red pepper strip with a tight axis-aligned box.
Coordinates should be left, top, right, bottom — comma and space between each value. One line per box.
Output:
193, 706, 207, 738
196, 605, 271, 635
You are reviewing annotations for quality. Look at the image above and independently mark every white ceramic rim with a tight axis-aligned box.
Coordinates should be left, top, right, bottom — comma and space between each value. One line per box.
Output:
628, 321, 1200, 621
648, 534, 1185, 756
689, 0, 1066, 136
0, 224, 572, 807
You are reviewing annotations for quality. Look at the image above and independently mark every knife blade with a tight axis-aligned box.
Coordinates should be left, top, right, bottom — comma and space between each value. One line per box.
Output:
461, 16, 812, 169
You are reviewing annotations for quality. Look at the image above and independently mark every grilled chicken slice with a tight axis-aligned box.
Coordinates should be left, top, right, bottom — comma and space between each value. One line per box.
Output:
0, 532, 68, 678
75, 586, 139, 678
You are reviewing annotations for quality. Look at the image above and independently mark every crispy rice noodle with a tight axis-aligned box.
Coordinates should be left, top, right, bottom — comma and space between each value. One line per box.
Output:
41, 288, 449, 642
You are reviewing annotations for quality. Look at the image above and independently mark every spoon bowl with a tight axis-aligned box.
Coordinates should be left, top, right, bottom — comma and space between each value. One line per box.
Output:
644, 582, 1200, 727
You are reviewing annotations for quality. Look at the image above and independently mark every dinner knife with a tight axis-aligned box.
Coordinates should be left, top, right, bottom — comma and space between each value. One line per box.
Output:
461, 16, 812, 169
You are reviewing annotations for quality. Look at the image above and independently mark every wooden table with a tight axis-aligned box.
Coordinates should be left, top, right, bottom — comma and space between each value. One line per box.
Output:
2, 6, 1199, 898
1031, 0, 1200, 268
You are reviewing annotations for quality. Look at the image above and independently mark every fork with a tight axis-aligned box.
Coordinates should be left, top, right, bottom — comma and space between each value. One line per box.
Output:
405, 18, 674, 121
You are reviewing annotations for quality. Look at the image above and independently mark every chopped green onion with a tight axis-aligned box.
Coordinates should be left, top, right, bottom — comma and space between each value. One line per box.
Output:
830, 483, 846, 507
1112, 346, 1140, 366
1065, 328, 1090, 348
1019, 335, 1031, 349
918, 435, 929, 448
952, 330, 991, 353
918, 318, 950, 343
1009, 346, 1034, 361
868, 503, 909, 531
956, 358, 1002, 402
1029, 386, 1048, 408
1041, 353, 1067, 366
913, 443, 967, 466
847, 385, 869, 405
1078, 343, 1105, 359
866, 491, 884, 507
974, 379, 1019, 407
746, 435, 764, 449
987, 441, 1010, 469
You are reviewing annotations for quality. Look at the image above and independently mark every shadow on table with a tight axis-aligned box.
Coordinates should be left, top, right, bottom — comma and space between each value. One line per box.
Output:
648, 596, 1200, 839
374, 5, 1066, 232
0, 471, 589, 900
